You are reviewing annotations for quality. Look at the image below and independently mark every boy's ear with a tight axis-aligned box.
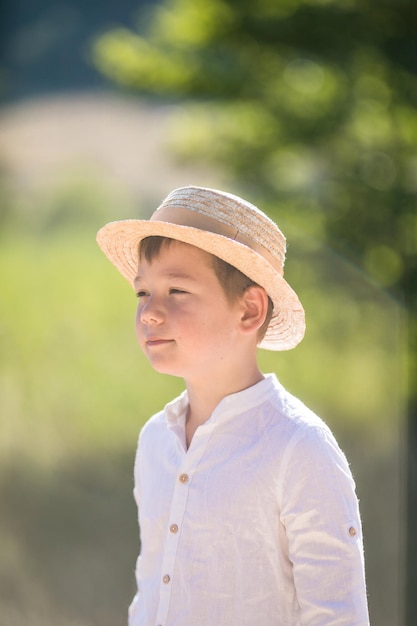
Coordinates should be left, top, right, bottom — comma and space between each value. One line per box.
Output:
239, 286, 269, 335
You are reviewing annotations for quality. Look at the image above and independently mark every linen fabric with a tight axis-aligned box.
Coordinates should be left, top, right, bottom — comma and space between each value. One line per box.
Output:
129, 375, 369, 626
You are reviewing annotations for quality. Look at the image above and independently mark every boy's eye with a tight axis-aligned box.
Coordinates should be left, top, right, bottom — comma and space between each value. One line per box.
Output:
136, 289, 187, 298
169, 288, 187, 295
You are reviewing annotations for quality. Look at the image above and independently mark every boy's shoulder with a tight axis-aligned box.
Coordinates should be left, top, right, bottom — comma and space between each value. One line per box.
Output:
270, 383, 327, 430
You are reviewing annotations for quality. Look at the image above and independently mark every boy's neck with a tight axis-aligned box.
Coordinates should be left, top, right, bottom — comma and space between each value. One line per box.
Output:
184, 363, 264, 449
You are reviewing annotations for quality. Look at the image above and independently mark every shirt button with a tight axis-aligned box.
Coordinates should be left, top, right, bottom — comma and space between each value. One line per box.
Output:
349, 526, 357, 537
163, 574, 171, 584
170, 523, 179, 533
179, 473, 189, 483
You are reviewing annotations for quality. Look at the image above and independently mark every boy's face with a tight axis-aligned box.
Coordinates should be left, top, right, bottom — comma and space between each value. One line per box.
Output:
134, 240, 245, 382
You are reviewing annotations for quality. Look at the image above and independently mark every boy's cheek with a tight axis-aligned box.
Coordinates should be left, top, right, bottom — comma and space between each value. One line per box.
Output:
134, 323, 146, 351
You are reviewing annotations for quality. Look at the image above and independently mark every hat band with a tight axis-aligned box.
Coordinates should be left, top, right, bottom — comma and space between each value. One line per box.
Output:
151, 204, 284, 276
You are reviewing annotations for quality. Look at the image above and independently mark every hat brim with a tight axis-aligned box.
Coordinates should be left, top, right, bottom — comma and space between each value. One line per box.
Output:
96, 219, 305, 350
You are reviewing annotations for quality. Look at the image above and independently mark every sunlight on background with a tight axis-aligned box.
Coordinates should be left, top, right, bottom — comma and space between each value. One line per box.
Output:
2, 0, 415, 624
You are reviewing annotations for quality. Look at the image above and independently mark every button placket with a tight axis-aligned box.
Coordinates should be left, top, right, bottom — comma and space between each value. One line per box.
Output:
155, 466, 192, 626
155, 427, 215, 626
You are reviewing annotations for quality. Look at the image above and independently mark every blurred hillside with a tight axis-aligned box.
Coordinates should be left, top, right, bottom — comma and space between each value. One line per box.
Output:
0, 91, 225, 205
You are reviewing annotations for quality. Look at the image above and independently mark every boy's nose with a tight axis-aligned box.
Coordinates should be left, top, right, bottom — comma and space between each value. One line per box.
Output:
138, 297, 164, 325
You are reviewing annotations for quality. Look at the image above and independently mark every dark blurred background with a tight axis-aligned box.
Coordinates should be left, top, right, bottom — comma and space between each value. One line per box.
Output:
1, 1, 415, 625
1, 0, 144, 101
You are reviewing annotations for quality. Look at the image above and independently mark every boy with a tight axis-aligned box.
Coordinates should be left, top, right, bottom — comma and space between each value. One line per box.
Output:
96, 186, 369, 626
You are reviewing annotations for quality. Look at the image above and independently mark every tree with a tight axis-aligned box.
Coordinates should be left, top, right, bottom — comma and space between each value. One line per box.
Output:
92, 0, 417, 621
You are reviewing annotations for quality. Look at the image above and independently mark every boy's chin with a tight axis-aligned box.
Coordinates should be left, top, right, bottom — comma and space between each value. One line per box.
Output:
146, 357, 184, 379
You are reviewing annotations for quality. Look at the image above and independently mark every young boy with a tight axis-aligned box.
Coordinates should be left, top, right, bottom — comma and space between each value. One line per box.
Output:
96, 186, 369, 626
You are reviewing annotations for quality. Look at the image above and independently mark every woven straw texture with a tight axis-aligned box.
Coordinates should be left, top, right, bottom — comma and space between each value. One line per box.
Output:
96, 186, 305, 350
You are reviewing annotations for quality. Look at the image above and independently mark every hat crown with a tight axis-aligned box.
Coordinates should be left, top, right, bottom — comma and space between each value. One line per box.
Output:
152, 186, 287, 270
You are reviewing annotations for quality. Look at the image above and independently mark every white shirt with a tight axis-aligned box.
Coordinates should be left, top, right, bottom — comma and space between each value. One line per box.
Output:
129, 374, 369, 626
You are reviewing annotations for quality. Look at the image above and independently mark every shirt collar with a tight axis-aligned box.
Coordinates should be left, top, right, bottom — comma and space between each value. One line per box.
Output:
164, 373, 280, 430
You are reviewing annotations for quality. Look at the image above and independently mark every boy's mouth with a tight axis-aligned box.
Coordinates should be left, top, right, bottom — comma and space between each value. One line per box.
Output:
146, 338, 174, 347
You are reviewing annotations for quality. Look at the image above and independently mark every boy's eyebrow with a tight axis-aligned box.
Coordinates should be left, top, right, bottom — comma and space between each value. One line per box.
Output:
133, 271, 198, 288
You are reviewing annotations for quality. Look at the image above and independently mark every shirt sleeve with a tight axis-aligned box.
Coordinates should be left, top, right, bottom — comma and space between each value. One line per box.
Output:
278, 424, 370, 625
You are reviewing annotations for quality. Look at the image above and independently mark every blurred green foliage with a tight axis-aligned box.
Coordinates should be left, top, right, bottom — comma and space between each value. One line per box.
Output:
93, 0, 417, 295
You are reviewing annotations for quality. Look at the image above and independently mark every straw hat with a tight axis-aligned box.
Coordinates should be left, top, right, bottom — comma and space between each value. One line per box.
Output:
96, 186, 305, 350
